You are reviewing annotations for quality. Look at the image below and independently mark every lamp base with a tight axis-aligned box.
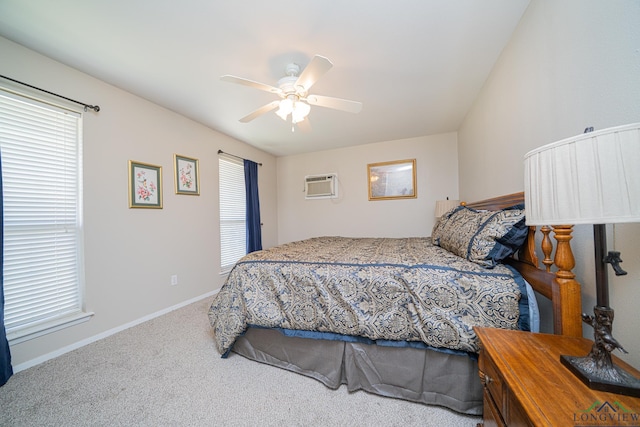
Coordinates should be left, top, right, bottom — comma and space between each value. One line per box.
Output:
560, 306, 640, 397
560, 355, 640, 397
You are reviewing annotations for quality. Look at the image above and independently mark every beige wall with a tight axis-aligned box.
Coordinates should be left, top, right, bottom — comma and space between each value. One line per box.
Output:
1, 37, 278, 369
277, 133, 459, 244
458, 0, 640, 367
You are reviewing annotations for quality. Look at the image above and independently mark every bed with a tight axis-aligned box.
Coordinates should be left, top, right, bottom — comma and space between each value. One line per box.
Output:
208, 192, 583, 415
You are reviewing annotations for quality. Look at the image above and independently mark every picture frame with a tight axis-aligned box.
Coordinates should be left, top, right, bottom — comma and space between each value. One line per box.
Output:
174, 154, 200, 195
367, 159, 417, 200
128, 160, 163, 208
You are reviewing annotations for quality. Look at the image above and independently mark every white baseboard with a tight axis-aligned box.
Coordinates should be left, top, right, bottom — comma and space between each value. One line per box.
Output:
12, 290, 219, 373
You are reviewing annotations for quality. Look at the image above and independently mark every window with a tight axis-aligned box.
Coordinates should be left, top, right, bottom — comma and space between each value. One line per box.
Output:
0, 88, 90, 343
218, 155, 246, 272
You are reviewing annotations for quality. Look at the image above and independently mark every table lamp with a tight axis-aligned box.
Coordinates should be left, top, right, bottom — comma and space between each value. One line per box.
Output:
524, 123, 640, 396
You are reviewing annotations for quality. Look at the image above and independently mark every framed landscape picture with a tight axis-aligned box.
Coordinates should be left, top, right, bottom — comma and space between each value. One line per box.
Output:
368, 159, 417, 201
174, 154, 200, 195
128, 160, 163, 208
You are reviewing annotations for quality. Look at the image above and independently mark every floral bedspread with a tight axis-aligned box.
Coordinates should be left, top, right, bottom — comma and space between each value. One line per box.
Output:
208, 236, 526, 356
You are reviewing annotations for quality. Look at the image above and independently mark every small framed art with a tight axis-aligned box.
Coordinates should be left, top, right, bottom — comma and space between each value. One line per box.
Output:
128, 160, 163, 208
367, 159, 417, 201
174, 154, 200, 195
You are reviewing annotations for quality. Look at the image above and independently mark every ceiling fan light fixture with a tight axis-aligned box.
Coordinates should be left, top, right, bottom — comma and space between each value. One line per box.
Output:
276, 98, 293, 121
291, 101, 311, 124
276, 96, 311, 123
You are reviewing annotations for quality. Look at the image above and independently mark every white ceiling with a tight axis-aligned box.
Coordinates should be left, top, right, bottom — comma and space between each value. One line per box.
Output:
0, 0, 530, 157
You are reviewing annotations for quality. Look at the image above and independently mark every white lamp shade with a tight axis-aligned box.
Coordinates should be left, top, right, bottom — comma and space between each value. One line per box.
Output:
276, 98, 293, 121
434, 199, 460, 218
524, 123, 640, 225
291, 101, 311, 123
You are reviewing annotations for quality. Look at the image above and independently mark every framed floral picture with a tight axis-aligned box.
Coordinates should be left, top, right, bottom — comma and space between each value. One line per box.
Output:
174, 154, 200, 195
368, 159, 417, 200
128, 160, 163, 208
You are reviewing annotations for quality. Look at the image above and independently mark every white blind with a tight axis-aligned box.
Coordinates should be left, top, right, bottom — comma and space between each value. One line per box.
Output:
219, 156, 246, 271
0, 89, 84, 334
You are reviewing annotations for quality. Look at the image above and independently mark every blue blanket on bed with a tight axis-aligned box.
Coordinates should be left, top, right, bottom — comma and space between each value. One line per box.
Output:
208, 236, 528, 356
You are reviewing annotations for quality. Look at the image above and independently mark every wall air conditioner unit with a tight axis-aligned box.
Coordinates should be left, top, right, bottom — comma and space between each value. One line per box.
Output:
305, 174, 338, 199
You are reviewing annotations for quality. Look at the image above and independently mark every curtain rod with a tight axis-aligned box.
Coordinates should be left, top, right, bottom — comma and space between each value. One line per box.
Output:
217, 150, 262, 166
0, 74, 100, 112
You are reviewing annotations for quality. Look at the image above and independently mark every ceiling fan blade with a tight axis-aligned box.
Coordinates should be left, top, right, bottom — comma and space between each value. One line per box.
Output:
295, 55, 333, 92
306, 95, 363, 114
220, 75, 282, 94
239, 100, 280, 123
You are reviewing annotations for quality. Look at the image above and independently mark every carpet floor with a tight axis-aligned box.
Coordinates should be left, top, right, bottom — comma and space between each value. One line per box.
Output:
0, 297, 481, 426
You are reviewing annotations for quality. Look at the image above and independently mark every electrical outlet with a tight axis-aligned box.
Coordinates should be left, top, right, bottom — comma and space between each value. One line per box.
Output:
170, 275, 178, 286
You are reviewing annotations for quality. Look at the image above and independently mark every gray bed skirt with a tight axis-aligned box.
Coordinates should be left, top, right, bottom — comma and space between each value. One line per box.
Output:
231, 327, 483, 415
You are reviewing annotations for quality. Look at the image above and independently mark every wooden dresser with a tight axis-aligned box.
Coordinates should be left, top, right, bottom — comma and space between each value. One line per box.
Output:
475, 327, 640, 427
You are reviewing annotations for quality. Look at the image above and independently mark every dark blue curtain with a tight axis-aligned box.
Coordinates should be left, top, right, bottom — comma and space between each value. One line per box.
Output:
0, 152, 13, 386
244, 160, 262, 253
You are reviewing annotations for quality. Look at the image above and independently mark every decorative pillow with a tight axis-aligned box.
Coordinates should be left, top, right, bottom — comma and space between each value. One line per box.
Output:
431, 204, 527, 268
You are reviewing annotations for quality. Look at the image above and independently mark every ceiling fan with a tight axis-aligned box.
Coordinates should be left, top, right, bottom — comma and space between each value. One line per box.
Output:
220, 55, 363, 128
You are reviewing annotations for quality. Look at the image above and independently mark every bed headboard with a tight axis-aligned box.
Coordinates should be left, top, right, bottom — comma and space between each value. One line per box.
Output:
464, 192, 583, 337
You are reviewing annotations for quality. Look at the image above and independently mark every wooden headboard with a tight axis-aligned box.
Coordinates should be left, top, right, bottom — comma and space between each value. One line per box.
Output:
464, 192, 583, 337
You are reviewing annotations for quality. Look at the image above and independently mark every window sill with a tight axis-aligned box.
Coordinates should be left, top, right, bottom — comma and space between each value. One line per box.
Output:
7, 311, 95, 345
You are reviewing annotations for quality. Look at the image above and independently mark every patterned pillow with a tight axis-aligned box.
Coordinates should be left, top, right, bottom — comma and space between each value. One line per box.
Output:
431, 204, 527, 268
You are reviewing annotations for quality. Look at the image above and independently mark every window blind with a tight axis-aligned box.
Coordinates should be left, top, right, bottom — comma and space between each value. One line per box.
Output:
0, 89, 84, 335
219, 156, 246, 272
